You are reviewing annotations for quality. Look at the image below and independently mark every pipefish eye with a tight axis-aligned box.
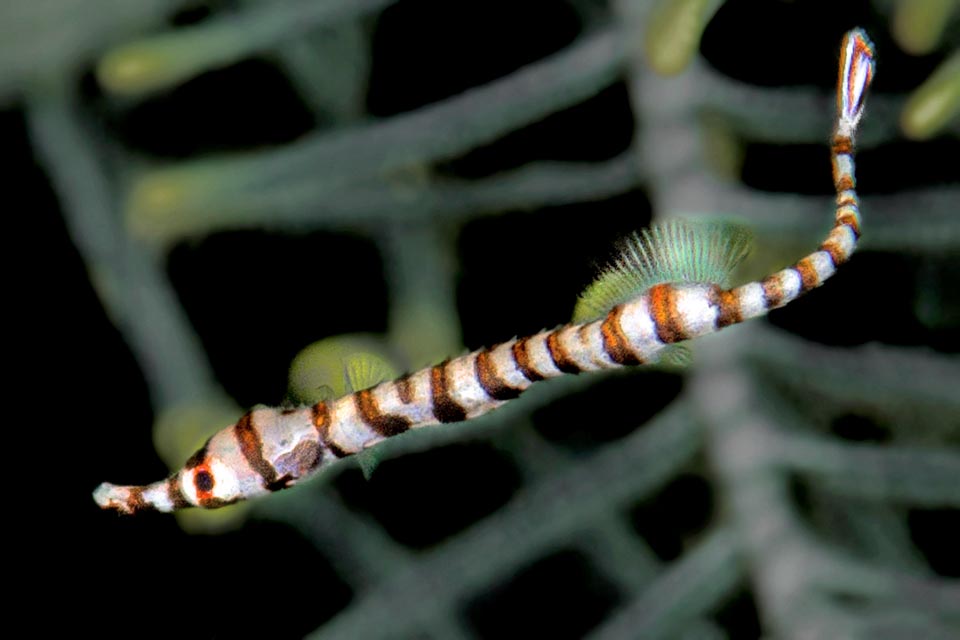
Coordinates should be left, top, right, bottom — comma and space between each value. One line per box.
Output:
194, 469, 214, 493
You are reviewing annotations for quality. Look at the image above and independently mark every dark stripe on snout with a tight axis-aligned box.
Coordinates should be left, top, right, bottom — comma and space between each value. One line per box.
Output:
127, 487, 146, 513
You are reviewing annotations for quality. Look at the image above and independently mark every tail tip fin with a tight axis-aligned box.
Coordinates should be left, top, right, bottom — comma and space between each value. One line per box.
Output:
838, 28, 876, 132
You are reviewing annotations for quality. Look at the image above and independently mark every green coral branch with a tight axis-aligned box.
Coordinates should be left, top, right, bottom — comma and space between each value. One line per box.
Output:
794, 597, 959, 640
0, 0, 180, 102
901, 50, 960, 140
776, 432, 960, 507
306, 403, 703, 638
582, 514, 672, 591
625, 54, 921, 149
581, 517, 730, 638
379, 222, 463, 367
663, 179, 960, 253
256, 491, 410, 590
892, 0, 960, 55
806, 493, 933, 572
814, 557, 960, 621
272, 19, 371, 122
692, 350, 958, 636
97, 0, 393, 97
26, 78, 219, 408
589, 526, 742, 640
126, 26, 625, 223
744, 331, 960, 442
749, 330, 960, 406
130, 152, 641, 242
643, 0, 725, 77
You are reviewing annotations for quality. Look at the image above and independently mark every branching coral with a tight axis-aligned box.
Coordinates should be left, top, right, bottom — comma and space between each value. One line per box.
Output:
17, 0, 958, 636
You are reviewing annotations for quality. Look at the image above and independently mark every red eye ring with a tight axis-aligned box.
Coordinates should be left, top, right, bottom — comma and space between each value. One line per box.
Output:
193, 467, 215, 496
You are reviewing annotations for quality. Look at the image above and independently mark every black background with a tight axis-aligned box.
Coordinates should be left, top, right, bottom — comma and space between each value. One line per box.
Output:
13, 0, 957, 636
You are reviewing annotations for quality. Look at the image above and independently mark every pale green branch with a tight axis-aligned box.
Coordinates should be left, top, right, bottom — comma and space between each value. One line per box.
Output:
127, 26, 625, 224
26, 79, 218, 408
588, 526, 742, 640
775, 432, 960, 507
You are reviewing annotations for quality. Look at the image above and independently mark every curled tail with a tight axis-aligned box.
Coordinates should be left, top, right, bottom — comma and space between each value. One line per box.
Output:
95, 29, 876, 515
714, 28, 875, 323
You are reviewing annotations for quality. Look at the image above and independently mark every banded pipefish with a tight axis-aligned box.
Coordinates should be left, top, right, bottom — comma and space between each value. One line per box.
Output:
94, 29, 875, 514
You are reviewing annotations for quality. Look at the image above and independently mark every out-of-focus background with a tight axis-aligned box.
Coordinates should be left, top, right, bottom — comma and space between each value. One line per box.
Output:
14, 0, 958, 637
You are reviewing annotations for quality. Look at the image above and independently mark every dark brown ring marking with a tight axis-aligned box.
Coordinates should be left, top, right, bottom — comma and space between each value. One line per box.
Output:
512, 337, 545, 382
648, 283, 687, 344
430, 362, 467, 423
832, 136, 853, 155
713, 286, 742, 328
761, 274, 786, 308
600, 306, 643, 365
545, 331, 582, 374
475, 349, 523, 400
836, 213, 861, 238
198, 496, 239, 509
234, 411, 279, 488
354, 389, 411, 437
127, 487, 146, 513
184, 439, 210, 470
794, 257, 820, 293
819, 238, 846, 267
835, 175, 855, 192
396, 373, 415, 404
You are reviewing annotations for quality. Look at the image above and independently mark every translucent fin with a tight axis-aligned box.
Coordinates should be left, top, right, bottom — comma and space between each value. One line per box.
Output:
357, 447, 384, 480
574, 219, 753, 322
314, 384, 337, 402
342, 352, 399, 394
837, 28, 876, 133
288, 334, 402, 404
657, 344, 693, 370
343, 352, 399, 480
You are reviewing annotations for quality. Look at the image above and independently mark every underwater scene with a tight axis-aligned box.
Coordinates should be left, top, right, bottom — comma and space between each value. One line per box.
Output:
14, 0, 959, 637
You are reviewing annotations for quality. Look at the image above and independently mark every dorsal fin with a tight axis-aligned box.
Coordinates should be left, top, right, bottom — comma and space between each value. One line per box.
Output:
342, 352, 399, 480
313, 352, 399, 402
573, 219, 753, 323
342, 352, 399, 394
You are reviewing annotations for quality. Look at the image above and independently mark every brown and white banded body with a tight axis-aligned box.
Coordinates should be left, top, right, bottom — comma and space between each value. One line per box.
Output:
94, 29, 876, 514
